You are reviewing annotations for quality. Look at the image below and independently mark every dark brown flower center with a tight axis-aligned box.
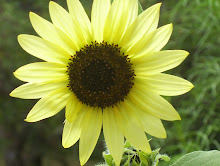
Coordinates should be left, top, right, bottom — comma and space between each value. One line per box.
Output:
67, 41, 135, 109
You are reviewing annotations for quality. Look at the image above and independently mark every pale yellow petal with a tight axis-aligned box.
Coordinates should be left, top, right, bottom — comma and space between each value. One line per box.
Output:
116, 102, 151, 153
25, 88, 71, 122
67, 0, 92, 43
80, 108, 102, 165
49, 1, 87, 49
129, 84, 181, 121
138, 111, 166, 138
18, 34, 70, 64
10, 81, 68, 99
103, 108, 124, 166
120, 3, 161, 49
127, 24, 173, 56
62, 106, 86, 148
65, 94, 83, 123
91, 0, 111, 42
135, 73, 194, 96
14, 62, 68, 83
133, 50, 189, 75
29, 12, 77, 54
126, 96, 166, 138
103, 0, 138, 44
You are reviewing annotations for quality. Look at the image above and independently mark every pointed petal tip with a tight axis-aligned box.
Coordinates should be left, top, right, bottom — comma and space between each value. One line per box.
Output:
155, 2, 162, 8
80, 160, 85, 166
29, 11, 34, 17
163, 134, 167, 139
25, 116, 32, 122
49, 1, 55, 4
160, 131, 167, 139
163, 23, 173, 30
62, 142, 71, 149
29, 12, 37, 22
17, 34, 22, 42
190, 82, 194, 88
168, 111, 181, 121
152, 3, 162, 14
9, 91, 14, 97
186, 82, 194, 92
25, 117, 40, 123
144, 146, 152, 154
177, 114, 181, 120
49, 1, 56, 8
13, 70, 22, 81
185, 51, 190, 56
25, 114, 43, 123
17, 34, 27, 44
169, 23, 173, 29
24, 118, 32, 122
13, 71, 20, 80
182, 80, 194, 93
153, 125, 167, 138
178, 50, 189, 57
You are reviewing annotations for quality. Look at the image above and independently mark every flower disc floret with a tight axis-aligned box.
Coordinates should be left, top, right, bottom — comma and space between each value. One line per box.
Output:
67, 41, 135, 109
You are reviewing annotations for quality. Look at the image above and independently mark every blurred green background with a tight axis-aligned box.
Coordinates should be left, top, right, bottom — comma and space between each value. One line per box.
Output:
0, 0, 219, 165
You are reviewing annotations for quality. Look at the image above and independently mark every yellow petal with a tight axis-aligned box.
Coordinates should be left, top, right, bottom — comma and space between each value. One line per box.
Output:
67, 0, 92, 43
130, 85, 181, 121
126, 96, 166, 138
103, 0, 138, 44
10, 81, 68, 99
18, 34, 70, 64
135, 73, 194, 96
120, 3, 161, 49
103, 107, 124, 166
25, 88, 71, 122
127, 24, 173, 56
138, 111, 166, 138
79, 108, 102, 165
116, 102, 151, 153
29, 12, 77, 54
49, 1, 86, 49
14, 62, 68, 83
65, 94, 83, 123
62, 106, 86, 148
91, 0, 111, 42
133, 50, 189, 75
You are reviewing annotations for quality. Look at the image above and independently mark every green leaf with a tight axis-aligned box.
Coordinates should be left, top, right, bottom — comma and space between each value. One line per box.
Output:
123, 159, 130, 166
124, 141, 132, 148
103, 152, 114, 166
171, 150, 220, 166
138, 1, 144, 14
139, 152, 149, 166
158, 154, 170, 162
150, 148, 160, 161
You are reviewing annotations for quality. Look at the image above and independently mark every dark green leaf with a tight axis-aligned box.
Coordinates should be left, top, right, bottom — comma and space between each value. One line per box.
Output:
171, 151, 220, 166
103, 152, 113, 166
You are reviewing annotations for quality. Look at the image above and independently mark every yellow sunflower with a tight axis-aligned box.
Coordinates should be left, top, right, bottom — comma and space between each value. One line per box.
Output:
10, 0, 193, 165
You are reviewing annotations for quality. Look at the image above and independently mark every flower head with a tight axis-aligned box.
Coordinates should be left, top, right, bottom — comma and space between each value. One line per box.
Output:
10, 0, 193, 165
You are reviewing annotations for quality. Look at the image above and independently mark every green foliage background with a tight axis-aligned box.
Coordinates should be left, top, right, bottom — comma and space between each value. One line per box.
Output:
0, 0, 219, 166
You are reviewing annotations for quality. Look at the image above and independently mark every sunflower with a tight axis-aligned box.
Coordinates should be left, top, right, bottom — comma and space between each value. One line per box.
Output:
10, 0, 193, 165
